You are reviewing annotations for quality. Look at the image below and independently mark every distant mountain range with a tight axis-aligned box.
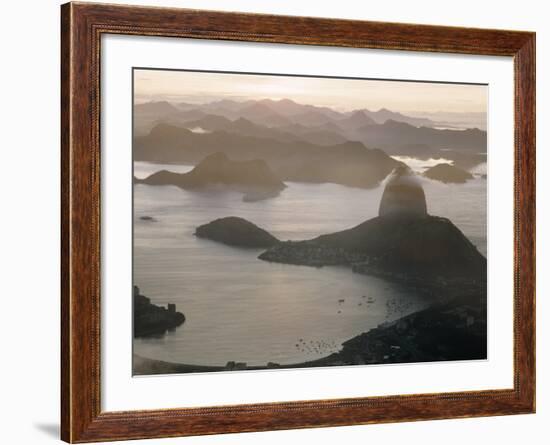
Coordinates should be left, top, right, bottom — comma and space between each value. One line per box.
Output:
134, 98, 487, 180
353, 120, 486, 153
135, 123, 401, 189
135, 98, 440, 135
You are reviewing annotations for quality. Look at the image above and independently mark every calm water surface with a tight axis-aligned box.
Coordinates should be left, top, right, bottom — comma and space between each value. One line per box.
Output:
133, 161, 487, 367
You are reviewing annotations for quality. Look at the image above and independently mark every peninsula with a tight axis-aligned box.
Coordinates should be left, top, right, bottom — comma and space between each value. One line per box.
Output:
136, 152, 286, 201
259, 166, 486, 290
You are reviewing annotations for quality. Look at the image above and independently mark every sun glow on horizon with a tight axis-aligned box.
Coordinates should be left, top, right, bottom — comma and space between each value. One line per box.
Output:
134, 69, 487, 116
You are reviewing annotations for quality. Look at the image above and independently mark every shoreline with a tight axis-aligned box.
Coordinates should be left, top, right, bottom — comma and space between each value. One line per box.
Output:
133, 292, 486, 376
132, 165, 487, 377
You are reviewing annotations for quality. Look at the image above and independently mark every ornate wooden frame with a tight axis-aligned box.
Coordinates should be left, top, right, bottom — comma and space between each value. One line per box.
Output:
61, 2, 536, 442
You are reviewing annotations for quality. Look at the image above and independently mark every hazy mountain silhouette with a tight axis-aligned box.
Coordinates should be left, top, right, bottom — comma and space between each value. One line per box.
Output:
134, 98, 487, 170
134, 101, 179, 115
184, 114, 232, 129
236, 103, 291, 127
275, 122, 347, 145
337, 110, 377, 131
137, 152, 286, 201
135, 123, 401, 188
290, 110, 336, 127
181, 115, 300, 143
165, 98, 438, 129
354, 120, 486, 152
279, 141, 400, 188
135, 98, 490, 137
360, 108, 434, 127
134, 101, 185, 136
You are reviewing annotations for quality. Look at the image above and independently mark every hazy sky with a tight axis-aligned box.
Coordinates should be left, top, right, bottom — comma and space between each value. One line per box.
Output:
134, 69, 487, 115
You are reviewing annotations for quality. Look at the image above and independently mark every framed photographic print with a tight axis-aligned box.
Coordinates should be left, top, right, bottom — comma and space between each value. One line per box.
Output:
61, 2, 535, 442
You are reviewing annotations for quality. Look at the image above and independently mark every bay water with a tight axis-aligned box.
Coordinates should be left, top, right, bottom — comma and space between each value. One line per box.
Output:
133, 161, 486, 367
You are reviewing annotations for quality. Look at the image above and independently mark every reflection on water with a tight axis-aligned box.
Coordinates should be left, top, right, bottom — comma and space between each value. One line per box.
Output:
133, 161, 487, 367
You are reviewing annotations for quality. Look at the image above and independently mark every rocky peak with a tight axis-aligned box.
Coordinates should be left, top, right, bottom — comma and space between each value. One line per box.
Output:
378, 165, 427, 218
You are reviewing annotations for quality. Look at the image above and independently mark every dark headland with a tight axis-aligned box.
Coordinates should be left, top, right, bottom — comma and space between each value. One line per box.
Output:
136, 152, 286, 201
133, 286, 185, 338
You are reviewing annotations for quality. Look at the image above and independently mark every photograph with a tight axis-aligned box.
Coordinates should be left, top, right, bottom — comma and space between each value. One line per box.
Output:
1, 0, 542, 443
132, 68, 488, 376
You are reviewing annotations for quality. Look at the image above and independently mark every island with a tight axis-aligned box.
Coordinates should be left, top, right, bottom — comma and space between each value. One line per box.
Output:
423, 163, 474, 184
134, 285, 185, 338
195, 216, 279, 248
136, 152, 286, 201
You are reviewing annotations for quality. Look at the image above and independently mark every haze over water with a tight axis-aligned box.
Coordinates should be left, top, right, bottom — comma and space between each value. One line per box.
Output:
133, 161, 487, 368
